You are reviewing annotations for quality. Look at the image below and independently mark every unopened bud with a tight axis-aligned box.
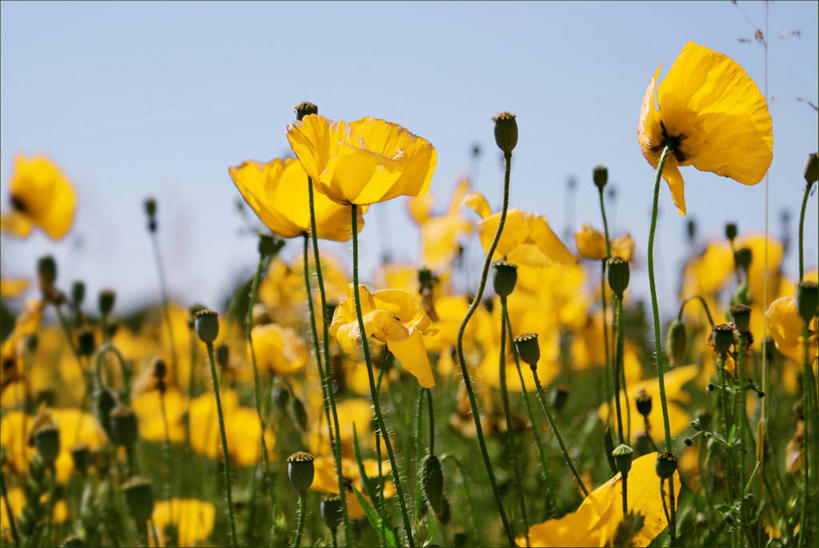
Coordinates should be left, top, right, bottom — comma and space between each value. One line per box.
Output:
686, 219, 697, 242
287, 451, 315, 492
70, 443, 91, 476
258, 234, 283, 257
666, 320, 687, 367
607, 256, 630, 297
60, 535, 85, 548
492, 112, 518, 155
551, 385, 569, 412
797, 281, 818, 324
492, 261, 518, 297
110, 405, 138, 448
99, 290, 116, 316
77, 328, 95, 358
290, 395, 308, 431
71, 281, 86, 307
725, 223, 738, 242
93, 388, 117, 441
215, 344, 230, 369
730, 304, 751, 333
593, 165, 608, 190
804, 152, 818, 184
734, 247, 752, 272
37, 255, 57, 292
272, 382, 290, 410
321, 495, 342, 533
712, 323, 737, 355
194, 309, 219, 343
421, 454, 445, 517
655, 451, 678, 479
513, 333, 540, 369
294, 101, 318, 121
604, 426, 617, 474
612, 444, 634, 476
123, 476, 154, 523
33, 425, 60, 465
635, 388, 652, 418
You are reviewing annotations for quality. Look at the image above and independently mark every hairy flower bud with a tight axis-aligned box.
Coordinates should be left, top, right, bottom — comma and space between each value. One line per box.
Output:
492, 112, 518, 155
593, 165, 608, 190
797, 281, 818, 324
666, 320, 687, 367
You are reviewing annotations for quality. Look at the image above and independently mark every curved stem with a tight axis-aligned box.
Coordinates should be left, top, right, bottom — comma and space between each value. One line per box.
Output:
206, 342, 238, 548
498, 306, 529, 546
798, 181, 815, 281
647, 145, 674, 451
247, 249, 272, 493
94, 343, 132, 403
503, 300, 555, 516
531, 367, 589, 495
308, 178, 352, 546
677, 295, 715, 329
351, 204, 415, 548
294, 492, 307, 548
454, 151, 515, 546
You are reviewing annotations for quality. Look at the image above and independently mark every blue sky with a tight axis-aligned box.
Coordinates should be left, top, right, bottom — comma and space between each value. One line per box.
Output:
2, 1, 817, 314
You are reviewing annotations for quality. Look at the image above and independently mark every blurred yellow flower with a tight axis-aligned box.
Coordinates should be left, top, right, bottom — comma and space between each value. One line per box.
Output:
1, 154, 77, 239
1, 299, 44, 393
408, 177, 474, 270
1, 487, 67, 531
574, 224, 634, 261
287, 115, 436, 205
766, 296, 817, 366
250, 323, 308, 375
330, 284, 436, 388
229, 158, 363, 241
465, 193, 575, 267
132, 388, 187, 443
0, 277, 29, 299
152, 498, 216, 547
520, 452, 680, 547
638, 41, 773, 214
311, 455, 395, 519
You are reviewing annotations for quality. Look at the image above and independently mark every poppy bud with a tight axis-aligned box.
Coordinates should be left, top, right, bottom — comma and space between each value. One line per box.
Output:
734, 247, 752, 272
593, 165, 608, 190
730, 304, 751, 333
70, 443, 91, 476
797, 281, 818, 324
666, 319, 686, 367
686, 219, 697, 243
144, 198, 157, 232
604, 425, 617, 474
272, 382, 290, 410
551, 385, 569, 412
655, 451, 678, 479
33, 425, 60, 466
99, 289, 116, 316
110, 405, 138, 448
77, 328, 95, 358
492, 112, 517, 155
215, 344, 230, 370
492, 261, 518, 297
437, 495, 451, 525
123, 476, 154, 523
194, 309, 220, 343
421, 454, 445, 517
151, 357, 167, 383
804, 152, 818, 184
287, 451, 315, 493
607, 256, 630, 297
71, 281, 85, 307
258, 233, 283, 257
724, 222, 738, 242
290, 395, 309, 431
513, 333, 540, 369
294, 101, 318, 121
635, 388, 652, 418
93, 387, 117, 441
712, 323, 736, 355
612, 444, 634, 476
37, 255, 57, 292
321, 495, 342, 533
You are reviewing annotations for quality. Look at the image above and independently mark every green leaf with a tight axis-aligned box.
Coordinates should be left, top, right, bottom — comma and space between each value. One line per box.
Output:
351, 485, 398, 548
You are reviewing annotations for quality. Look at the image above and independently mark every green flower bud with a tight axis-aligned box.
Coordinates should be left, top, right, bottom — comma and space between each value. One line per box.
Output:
734, 247, 752, 272
77, 328, 95, 358
513, 333, 540, 369
258, 233, 284, 257
272, 382, 290, 410
143, 197, 157, 218
550, 385, 569, 412
123, 476, 154, 523
655, 451, 678, 480
730, 304, 751, 333
437, 495, 451, 525
93, 387, 117, 441
492, 261, 518, 297
666, 320, 686, 367
110, 405, 139, 448
725, 222, 738, 242
612, 444, 634, 476
70, 443, 91, 476
606, 256, 630, 297
215, 344, 230, 369
290, 395, 308, 431
287, 451, 315, 492
712, 323, 737, 355
492, 112, 518, 155
686, 219, 697, 243
194, 309, 220, 343
33, 425, 60, 466
635, 388, 652, 418
37, 255, 57, 292
797, 281, 818, 324
294, 101, 318, 121
804, 152, 818, 184
98, 289, 116, 316
421, 454, 445, 517
71, 281, 86, 307
320, 495, 342, 533
593, 165, 608, 190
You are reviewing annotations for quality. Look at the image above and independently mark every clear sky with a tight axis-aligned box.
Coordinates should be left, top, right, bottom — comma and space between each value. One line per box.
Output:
2, 1, 817, 314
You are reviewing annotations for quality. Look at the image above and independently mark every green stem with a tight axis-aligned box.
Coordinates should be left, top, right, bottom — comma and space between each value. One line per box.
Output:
503, 299, 555, 516
415, 386, 425, 520
622, 473, 629, 517
454, 151, 515, 546
736, 338, 747, 498
426, 388, 435, 456
647, 145, 674, 451
351, 204, 415, 548
531, 367, 589, 496
718, 352, 738, 501
294, 492, 307, 548
800, 323, 816, 547
159, 389, 173, 506
205, 343, 238, 548
0, 468, 20, 547
667, 477, 677, 545
308, 178, 352, 547
613, 295, 625, 444
678, 295, 716, 329
599, 186, 613, 426
149, 231, 180, 388
798, 181, 815, 281
498, 306, 529, 546
441, 453, 485, 547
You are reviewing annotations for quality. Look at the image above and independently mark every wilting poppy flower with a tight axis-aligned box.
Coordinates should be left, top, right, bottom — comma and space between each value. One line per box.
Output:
330, 284, 436, 388
287, 115, 436, 205
1, 154, 77, 239
520, 452, 681, 547
229, 158, 363, 241
638, 41, 773, 214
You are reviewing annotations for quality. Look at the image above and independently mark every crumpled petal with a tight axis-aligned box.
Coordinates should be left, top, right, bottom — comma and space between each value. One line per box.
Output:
387, 329, 435, 388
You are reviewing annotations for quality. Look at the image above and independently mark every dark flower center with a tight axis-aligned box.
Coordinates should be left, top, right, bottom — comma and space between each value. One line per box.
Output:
653, 121, 687, 163
10, 194, 27, 213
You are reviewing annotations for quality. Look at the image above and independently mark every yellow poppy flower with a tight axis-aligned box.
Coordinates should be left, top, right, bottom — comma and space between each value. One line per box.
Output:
151, 498, 216, 547
1, 299, 44, 392
0, 277, 29, 299
2, 154, 77, 239
131, 389, 188, 443
638, 41, 773, 214
465, 193, 575, 267
249, 323, 308, 375
766, 296, 817, 366
286, 115, 436, 205
574, 224, 635, 261
310, 455, 395, 519
229, 158, 364, 241
520, 452, 681, 547
1, 487, 67, 532
330, 284, 436, 388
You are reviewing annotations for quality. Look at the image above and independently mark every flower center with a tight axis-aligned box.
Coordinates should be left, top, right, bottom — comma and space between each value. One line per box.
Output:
655, 121, 687, 163
10, 194, 27, 213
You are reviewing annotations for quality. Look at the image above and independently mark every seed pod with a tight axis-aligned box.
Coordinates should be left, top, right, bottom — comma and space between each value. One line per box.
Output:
321, 495, 342, 533
550, 385, 569, 412
37, 255, 57, 293
666, 320, 686, 367
730, 304, 751, 333
77, 328, 96, 358
712, 323, 736, 355
593, 165, 608, 190
635, 388, 652, 418
98, 289, 116, 316
33, 425, 60, 466
492, 261, 518, 297
421, 454, 445, 517
294, 101, 319, 121
194, 309, 219, 343
513, 333, 540, 369
607, 256, 630, 297
70, 443, 91, 476
71, 281, 86, 308
492, 112, 518, 155
110, 405, 138, 448
655, 451, 678, 480
797, 281, 818, 324
287, 451, 315, 492
612, 444, 634, 476
724, 222, 738, 242
122, 476, 154, 523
